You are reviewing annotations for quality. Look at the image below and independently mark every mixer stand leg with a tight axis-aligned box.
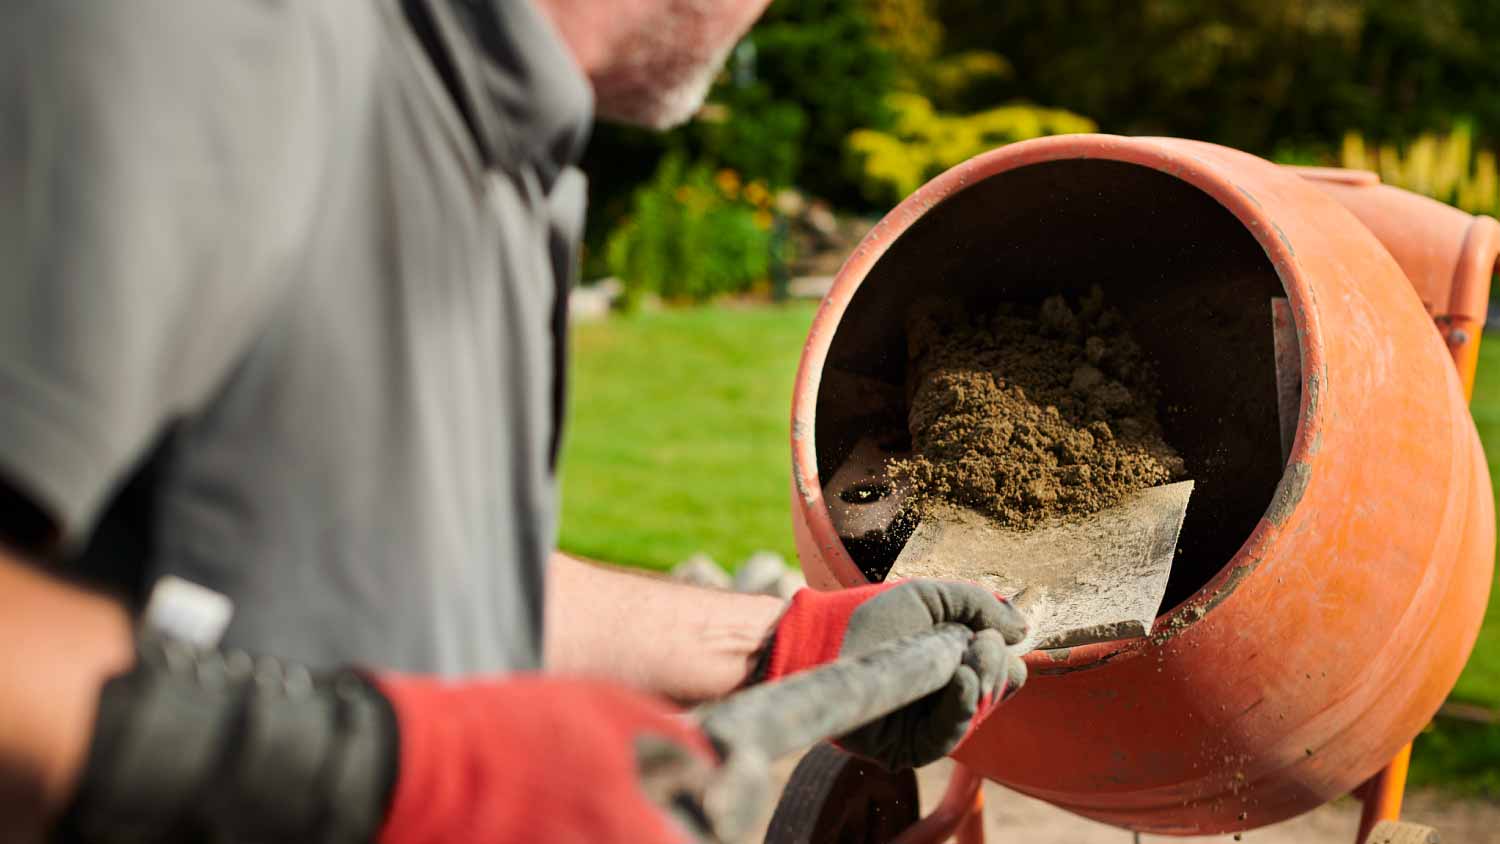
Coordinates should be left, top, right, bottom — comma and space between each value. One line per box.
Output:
1356, 742, 1413, 843
953, 785, 984, 844
886, 763, 985, 844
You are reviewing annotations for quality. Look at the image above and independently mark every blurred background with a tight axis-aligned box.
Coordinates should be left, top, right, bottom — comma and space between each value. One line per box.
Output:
555, 0, 1500, 799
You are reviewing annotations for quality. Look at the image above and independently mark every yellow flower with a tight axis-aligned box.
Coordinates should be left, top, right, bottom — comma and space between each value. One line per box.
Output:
744, 181, 771, 208
715, 168, 741, 198
753, 209, 774, 230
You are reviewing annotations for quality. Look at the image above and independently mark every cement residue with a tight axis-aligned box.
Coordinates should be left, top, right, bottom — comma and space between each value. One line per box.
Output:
891, 288, 1186, 528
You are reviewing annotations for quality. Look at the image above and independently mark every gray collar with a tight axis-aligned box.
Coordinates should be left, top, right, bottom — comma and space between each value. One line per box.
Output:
410, 0, 593, 185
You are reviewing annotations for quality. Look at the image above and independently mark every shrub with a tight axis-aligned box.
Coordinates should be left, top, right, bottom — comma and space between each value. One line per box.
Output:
934, 0, 1500, 157
605, 154, 779, 305
1409, 719, 1500, 798
581, 0, 897, 270
743, 0, 899, 204
1340, 124, 1499, 216
921, 50, 1013, 109
846, 92, 1096, 204
692, 79, 807, 189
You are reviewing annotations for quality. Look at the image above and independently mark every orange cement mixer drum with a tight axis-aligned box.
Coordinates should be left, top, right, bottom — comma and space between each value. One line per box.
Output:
788, 135, 1496, 834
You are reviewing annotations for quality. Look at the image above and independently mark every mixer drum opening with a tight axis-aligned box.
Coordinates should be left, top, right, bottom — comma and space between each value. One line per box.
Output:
815, 159, 1289, 614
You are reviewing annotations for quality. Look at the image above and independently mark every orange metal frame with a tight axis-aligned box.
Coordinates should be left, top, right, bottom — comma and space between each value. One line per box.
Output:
894, 743, 1412, 844
890, 763, 985, 844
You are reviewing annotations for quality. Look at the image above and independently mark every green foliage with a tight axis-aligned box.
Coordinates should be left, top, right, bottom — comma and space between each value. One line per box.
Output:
581, 0, 897, 272
843, 0, 1088, 206
692, 80, 807, 189
921, 50, 1012, 109
583, 0, 1500, 291
1456, 339, 1500, 707
846, 92, 1096, 203
864, 0, 1014, 113
866, 0, 943, 69
738, 0, 898, 203
604, 154, 777, 304
1410, 720, 1500, 797
934, 0, 1500, 156
1340, 125, 1500, 216
583, 0, 896, 203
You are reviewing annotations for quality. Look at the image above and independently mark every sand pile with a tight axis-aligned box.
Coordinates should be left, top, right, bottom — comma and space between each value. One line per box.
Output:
890, 288, 1185, 529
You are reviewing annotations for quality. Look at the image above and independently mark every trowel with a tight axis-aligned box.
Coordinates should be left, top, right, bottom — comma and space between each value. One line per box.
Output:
825, 435, 1194, 652
889, 485, 1194, 650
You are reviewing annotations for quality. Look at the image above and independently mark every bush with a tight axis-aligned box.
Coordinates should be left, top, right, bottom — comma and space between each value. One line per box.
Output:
581, 0, 896, 275
1409, 719, 1500, 798
692, 79, 807, 189
583, 0, 896, 206
934, 0, 1500, 157
605, 154, 779, 304
1340, 124, 1499, 216
737, 0, 899, 204
846, 92, 1096, 203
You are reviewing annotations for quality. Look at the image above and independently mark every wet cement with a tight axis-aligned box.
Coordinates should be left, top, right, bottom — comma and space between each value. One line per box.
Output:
891, 289, 1186, 529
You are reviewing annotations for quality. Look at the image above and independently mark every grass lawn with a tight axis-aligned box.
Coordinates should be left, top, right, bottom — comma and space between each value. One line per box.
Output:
558, 303, 816, 570
1452, 337, 1500, 706
558, 303, 1500, 791
1410, 337, 1500, 794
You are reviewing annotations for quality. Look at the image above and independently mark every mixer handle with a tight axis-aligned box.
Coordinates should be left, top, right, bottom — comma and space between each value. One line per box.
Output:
645, 623, 971, 842
697, 621, 972, 761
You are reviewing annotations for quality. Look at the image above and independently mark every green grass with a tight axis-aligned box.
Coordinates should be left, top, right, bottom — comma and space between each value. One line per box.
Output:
1405, 337, 1500, 794
1410, 719, 1500, 796
557, 303, 817, 570
1453, 338, 1500, 707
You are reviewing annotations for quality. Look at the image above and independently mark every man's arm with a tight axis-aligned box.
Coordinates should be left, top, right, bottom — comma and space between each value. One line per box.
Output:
0, 547, 724, 844
544, 552, 785, 702
0, 552, 133, 841
547, 552, 1031, 769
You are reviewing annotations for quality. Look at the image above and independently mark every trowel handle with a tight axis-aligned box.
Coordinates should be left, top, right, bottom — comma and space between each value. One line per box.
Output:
695, 622, 972, 762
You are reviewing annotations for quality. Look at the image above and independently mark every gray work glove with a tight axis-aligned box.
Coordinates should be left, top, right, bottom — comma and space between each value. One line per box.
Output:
750, 579, 1029, 770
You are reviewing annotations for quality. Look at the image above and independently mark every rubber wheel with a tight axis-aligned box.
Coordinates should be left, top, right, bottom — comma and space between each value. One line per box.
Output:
764, 743, 920, 844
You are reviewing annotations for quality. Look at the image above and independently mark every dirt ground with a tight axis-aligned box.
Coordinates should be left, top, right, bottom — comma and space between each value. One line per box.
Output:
754, 755, 1500, 843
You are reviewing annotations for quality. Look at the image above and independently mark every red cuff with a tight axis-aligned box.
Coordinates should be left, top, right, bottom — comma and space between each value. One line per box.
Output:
374, 674, 713, 844
765, 583, 895, 682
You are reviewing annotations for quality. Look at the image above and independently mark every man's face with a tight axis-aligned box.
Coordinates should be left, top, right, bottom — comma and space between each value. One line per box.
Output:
541, 0, 775, 129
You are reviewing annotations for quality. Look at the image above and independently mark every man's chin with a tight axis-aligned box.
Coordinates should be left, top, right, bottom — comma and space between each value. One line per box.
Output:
593, 68, 718, 130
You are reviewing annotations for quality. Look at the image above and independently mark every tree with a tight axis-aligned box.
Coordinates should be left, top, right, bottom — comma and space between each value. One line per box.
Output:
933, 0, 1500, 154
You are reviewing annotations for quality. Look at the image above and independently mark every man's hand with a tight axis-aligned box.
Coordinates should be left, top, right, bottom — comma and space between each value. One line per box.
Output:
546, 553, 785, 702
0, 552, 133, 843
755, 580, 1029, 770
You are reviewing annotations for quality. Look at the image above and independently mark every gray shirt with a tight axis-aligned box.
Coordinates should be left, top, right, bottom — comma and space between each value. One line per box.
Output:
0, 0, 592, 673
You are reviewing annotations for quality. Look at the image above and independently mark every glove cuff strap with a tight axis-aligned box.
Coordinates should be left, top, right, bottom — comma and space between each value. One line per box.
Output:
55, 635, 396, 843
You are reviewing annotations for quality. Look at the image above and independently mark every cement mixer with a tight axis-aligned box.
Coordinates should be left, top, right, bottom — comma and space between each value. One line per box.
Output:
779, 135, 1499, 842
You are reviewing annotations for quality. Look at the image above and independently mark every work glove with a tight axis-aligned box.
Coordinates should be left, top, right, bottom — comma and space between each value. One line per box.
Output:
754, 580, 1029, 770
375, 674, 718, 844
59, 635, 723, 844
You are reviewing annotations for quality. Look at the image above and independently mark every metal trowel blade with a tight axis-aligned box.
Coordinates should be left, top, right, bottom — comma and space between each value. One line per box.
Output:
888, 480, 1194, 652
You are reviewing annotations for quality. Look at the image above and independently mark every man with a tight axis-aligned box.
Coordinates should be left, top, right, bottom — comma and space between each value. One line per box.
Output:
0, 1, 1028, 841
